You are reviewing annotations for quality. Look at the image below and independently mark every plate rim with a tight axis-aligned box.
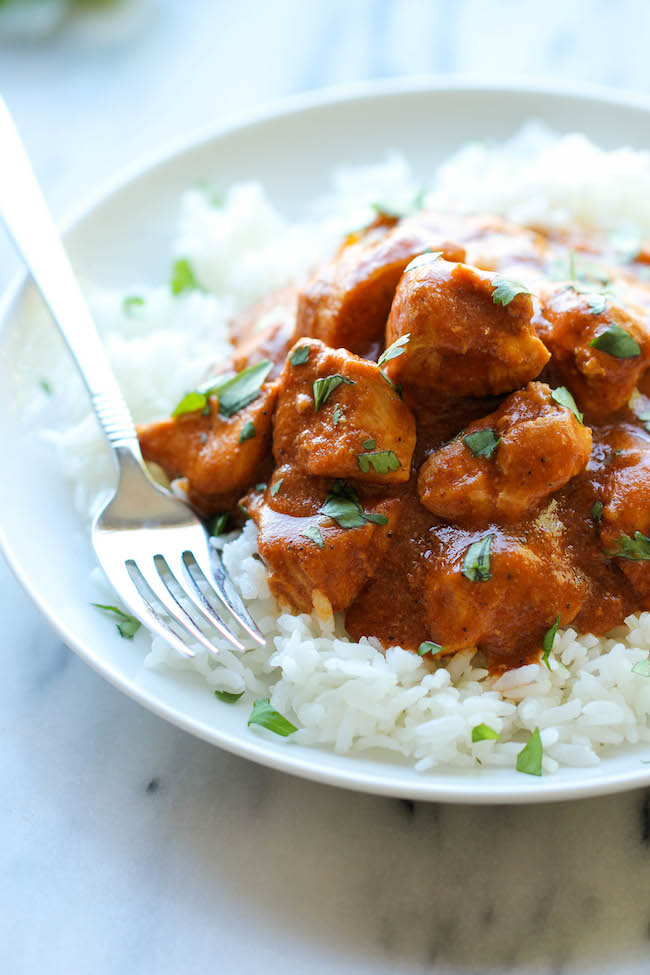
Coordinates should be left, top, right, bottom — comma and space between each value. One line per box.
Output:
3, 75, 650, 804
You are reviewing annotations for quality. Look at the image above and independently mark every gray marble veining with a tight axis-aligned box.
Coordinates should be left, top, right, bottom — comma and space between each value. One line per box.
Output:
2, 2, 650, 972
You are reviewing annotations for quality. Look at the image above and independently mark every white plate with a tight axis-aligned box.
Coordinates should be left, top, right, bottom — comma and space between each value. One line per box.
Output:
3, 78, 650, 804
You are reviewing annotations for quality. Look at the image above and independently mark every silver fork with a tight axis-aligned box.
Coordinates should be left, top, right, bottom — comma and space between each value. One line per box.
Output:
0, 97, 265, 659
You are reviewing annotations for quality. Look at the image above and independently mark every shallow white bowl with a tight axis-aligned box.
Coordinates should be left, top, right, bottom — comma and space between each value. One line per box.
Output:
3, 79, 650, 803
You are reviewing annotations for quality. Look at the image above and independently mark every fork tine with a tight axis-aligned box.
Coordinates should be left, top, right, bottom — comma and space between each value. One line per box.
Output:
190, 544, 266, 646
133, 557, 233, 656
166, 553, 247, 651
101, 560, 196, 659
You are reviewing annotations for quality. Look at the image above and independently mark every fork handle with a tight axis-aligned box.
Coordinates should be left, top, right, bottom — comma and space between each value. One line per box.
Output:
0, 97, 141, 453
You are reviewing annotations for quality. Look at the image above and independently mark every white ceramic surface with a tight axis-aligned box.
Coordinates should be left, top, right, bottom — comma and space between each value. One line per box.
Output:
3, 79, 650, 804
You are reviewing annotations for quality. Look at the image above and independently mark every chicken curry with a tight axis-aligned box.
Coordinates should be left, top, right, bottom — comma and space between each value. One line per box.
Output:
138, 207, 650, 672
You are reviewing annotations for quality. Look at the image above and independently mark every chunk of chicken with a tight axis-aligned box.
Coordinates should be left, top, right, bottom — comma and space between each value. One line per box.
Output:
418, 382, 592, 526
138, 382, 277, 511
245, 467, 401, 614
383, 259, 550, 397
296, 213, 467, 356
273, 338, 416, 485
591, 419, 650, 605
421, 524, 586, 666
537, 286, 650, 420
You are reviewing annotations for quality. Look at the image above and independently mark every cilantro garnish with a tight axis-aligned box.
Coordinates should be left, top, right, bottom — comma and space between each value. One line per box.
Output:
378, 333, 411, 367
290, 345, 310, 366
403, 251, 443, 274
362, 438, 376, 450
210, 513, 229, 536
91, 603, 141, 639
550, 386, 583, 424
589, 323, 641, 359
238, 420, 256, 443
319, 479, 388, 529
418, 641, 444, 656
122, 295, 145, 316
606, 531, 650, 561
313, 374, 356, 411
591, 501, 603, 524
332, 405, 343, 426
205, 360, 272, 418
39, 378, 53, 395
172, 391, 209, 418
542, 614, 560, 670
461, 535, 493, 582
632, 658, 650, 677
463, 428, 501, 459
516, 728, 543, 776
270, 478, 283, 498
215, 690, 244, 703
491, 277, 533, 306
248, 699, 297, 737
170, 257, 203, 295
472, 724, 500, 742
301, 525, 324, 549
356, 450, 401, 475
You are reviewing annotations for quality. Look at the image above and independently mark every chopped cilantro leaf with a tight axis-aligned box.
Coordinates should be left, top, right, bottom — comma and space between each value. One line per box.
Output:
39, 378, 53, 395
591, 501, 603, 524
238, 420, 256, 443
551, 386, 583, 424
632, 658, 650, 677
170, 257, 202, 295
472, 724, 500, 742
332, 404, 343, 426
210, 513, 229, 536
203, 360, 272, 418
172, 391, 207, 418
542, 615, 560, 669
404, 251, 443, 274
248, 699, 297, 737
463, 428, 501, 459
319, 479, 388, 529
606, 531, 650, 561
362, 438, 376, 450
584, 293, 608, 315
313, 374, 356, 411
516, 728, 543, 776
254, 482, 267, 492
378, 333, 411, 367
91, 603, 141, 639
270, 478, 283, 497
461, 535, 493, 582
418, 641, 444, 656
491, 277, 533, 306
122, 295, 145, 316
301, 525, 324, 548
215, 690, 244, 703
589, 323, 641, 359
290, 345, 310, 366
356, 450, 401, 475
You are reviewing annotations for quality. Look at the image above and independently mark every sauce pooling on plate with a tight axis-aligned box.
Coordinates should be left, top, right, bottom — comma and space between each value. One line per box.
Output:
138, 208, 650, 672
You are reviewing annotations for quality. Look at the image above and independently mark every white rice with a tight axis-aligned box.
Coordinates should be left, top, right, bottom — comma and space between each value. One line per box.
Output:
40, 123, 650, 772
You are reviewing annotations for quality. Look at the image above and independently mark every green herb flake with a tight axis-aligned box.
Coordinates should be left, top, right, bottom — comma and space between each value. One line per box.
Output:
301, 525, 324, 548
210, 513, 229, 536
418, 641, 444, 656
542, 614, 560, 670
463, 428, 501, 459
491, 277, 533, 306
248, 699, 297, 737
606, 531, 650, 561
238, 420, 256, 444
589, 323, 641, 359
403, 251, 443, 274
319, 479, 388, 529
472, 723, 500, 742
254, 482, 267, 492
378, 333, 411, 367
591, 501, 603, 524
356, 450, 401, 475
200, 433, 207, 445
632, 658, 650, 677
203, 359, 272, 418
172, 391, 208, 418
313, 374, 356, 412
122, 295, 145, 316
362, 438, 376, 450
91, 603, 141, 639
550, 386, 584, 424
380, 369, 402, 395
516, 728, 543, 776
461, 535, 494, 583
290, 345, 310, 366
170, 257, 202, 295
584, 293, 608, 315
332, 405, 343, 426
270, 478, 283, 498
39, 378, 53, 395
215, 690, 244, 704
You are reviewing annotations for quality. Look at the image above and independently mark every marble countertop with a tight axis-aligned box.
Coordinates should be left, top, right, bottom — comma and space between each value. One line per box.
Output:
2, 2, 650, 972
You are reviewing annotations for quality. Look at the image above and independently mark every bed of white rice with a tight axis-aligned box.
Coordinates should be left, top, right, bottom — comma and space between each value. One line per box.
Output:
41, 124, 650, 774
